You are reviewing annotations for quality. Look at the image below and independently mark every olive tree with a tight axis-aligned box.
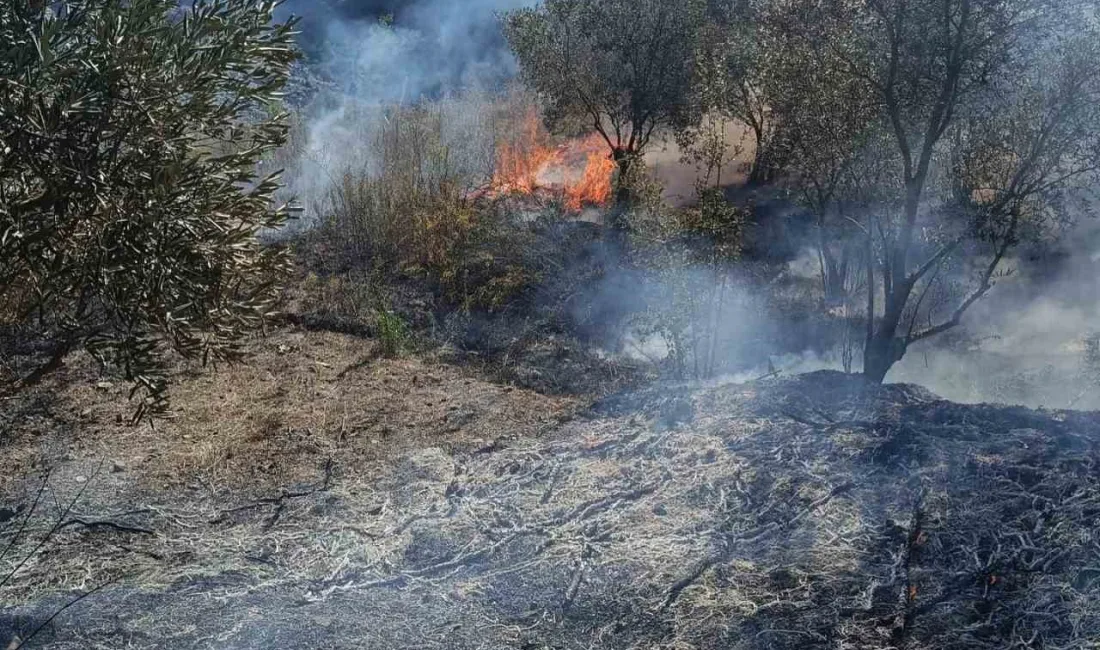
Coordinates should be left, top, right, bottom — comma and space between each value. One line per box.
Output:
751, 1, 884, 305
787, 0, 1100, 382
688, 0, 803, 186
0, 0, 299, 418
502, 0, 707, 223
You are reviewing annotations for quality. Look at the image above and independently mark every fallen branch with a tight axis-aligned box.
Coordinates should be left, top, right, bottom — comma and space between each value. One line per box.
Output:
56, 518, 155, 536
210, 458, 334, 526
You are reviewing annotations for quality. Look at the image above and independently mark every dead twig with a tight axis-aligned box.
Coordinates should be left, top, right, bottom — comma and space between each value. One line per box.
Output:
0, 462, 102, 590
0, 469, 51, 568
12, 574, 122, 650
661, 481, 854, 610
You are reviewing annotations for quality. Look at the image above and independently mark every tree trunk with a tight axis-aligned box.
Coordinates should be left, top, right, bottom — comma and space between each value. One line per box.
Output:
863, 333, 907, 383
748, 147, 775, 185
822, 250, 850, 307
607, 149, 637, 237
861, 173, 926, 383
862, 278, 915, 383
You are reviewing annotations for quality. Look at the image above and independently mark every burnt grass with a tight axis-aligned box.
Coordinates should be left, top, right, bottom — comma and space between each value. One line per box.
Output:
4, 365, 1100, 649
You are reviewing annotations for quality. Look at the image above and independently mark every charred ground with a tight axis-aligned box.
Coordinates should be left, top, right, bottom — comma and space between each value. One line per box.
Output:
3, 331, 1100, 649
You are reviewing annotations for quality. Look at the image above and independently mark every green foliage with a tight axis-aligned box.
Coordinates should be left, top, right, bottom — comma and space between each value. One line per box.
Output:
0, 0, 299, 419
375, 308, 409, 358
829, 0, 1100, 381
693, 0, 1100, 381
503, 0, 707, 207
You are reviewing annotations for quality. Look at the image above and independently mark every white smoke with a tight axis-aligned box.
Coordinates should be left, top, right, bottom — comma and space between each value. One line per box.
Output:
891, 218, 1100, 409
274, 1, 1100, 412
276, 0, 537, 223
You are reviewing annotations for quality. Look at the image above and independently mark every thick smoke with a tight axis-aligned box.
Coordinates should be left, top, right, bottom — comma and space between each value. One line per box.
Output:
603, 197, 1100, 410
275, 0, 536, 223
890, 217, 1100, 409
280, 0, 531, 103
713, 216, 1100, 409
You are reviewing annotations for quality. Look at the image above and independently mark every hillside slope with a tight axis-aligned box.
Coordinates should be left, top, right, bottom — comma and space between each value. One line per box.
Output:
3, 338, 1100, 649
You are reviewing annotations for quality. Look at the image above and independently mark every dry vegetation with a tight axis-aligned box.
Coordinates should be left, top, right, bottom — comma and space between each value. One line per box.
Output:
5, 0, 1100, 647
1, 328, 581, 499
5, 368, 1100, 649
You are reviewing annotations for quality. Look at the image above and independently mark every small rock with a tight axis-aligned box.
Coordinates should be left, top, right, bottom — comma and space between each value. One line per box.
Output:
74, 475, 87, 483
111, 461, 125, 473
95, 381, 113, 391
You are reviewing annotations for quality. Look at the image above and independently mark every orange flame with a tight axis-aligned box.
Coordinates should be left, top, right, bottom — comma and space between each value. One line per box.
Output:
493, 108, 557, 194
562, 134, 616, 211
491, 111, 614, 211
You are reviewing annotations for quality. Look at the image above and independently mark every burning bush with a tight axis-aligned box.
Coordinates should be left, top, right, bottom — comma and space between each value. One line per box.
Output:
300, 89, 633, 324
489, 105, 616, 211
299, 98, 555, 327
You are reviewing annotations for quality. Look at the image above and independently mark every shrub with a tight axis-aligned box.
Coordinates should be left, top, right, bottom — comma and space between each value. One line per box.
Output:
375, 309, 410, 357
0, 0, 298, 419
629, 180, 747, 380
304, 98, 552, 315
311, 103, 480, 271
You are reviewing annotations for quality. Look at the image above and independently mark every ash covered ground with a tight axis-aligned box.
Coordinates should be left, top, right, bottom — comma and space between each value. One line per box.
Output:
3, 331, 1100, 649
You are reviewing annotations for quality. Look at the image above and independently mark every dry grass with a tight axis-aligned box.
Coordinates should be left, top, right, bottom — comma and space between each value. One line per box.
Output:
4, 370, 1100, 649
1, 327, 582, 498
0, 325, 584, 616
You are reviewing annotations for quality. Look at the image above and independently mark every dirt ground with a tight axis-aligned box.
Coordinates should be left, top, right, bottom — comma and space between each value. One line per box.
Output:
3, 332, 1100, 649
0, 327, 582, 495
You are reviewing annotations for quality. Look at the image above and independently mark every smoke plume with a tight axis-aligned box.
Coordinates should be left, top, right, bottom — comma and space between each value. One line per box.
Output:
275, 0, 1100, 412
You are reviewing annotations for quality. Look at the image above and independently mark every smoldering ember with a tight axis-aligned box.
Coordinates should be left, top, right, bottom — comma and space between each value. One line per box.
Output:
3, 1, 1100, 649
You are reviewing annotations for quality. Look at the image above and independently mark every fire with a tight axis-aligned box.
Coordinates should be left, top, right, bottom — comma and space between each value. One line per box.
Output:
493, 109, 558, 195
561, 134, 616, 211
491, 111, 614, 211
